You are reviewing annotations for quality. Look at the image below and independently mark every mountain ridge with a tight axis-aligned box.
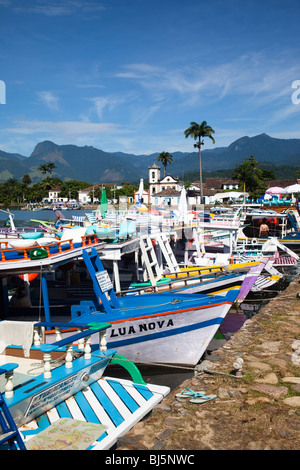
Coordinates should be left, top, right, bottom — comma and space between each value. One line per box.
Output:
0, 133, 299, 183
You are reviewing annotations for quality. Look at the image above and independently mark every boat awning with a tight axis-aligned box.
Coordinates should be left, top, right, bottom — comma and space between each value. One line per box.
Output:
212, 191, 248, 200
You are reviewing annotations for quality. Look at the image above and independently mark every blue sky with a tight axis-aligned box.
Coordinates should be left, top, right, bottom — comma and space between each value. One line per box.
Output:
0, 0, 300, 157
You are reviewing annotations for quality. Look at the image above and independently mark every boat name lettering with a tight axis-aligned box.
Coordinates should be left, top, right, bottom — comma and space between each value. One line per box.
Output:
110, 319, 174, 337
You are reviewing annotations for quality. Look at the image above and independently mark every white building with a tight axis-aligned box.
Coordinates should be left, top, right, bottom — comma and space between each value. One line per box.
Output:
78, 186, 98, 205
133, 188, 150, 204
148, 162, 183, 205
46, 186, 67, 203
152, 188, 181, 207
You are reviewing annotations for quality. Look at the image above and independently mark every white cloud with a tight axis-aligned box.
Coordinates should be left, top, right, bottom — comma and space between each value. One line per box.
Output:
37, 91, 60, 111
11, 0, 106, 17
89, 95, 131, 120
116, 53, 300, 111
3, 120, 120, 137
267, 102, 300, 125
0, 119, 126, 154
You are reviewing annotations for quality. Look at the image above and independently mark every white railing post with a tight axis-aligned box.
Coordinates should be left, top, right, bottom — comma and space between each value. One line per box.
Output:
4, 370, 14, 399
55, 326, 62, 342
43, 351, 52, 379
100, 330, 107, 352
77, 328, 85, 352
84, 336, 91, 360
33, 326, 41, 346
65, 344, 73, 368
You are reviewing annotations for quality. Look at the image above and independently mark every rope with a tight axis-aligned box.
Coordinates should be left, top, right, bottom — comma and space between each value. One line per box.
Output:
26, 355, 66, 376
202, 368, 242, 379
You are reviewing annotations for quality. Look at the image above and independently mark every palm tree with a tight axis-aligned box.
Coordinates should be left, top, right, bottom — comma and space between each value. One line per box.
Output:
184, 121, 215, 204
157, 151, 173, 177
38, 162, 57, 177
22, 174, 32, 186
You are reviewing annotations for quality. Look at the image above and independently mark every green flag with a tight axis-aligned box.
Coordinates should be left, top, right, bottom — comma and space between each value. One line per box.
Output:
100, 187, 108, 217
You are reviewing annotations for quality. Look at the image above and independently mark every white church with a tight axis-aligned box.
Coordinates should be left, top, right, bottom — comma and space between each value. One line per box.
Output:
134, 161, 184, 207
134, 161, 211, 207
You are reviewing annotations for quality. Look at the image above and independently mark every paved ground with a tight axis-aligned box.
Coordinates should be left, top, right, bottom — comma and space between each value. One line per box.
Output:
116, 277, 300, 451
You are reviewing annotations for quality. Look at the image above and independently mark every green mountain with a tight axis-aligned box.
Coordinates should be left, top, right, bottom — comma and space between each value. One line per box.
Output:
171, 133, 300, 174
0, 150, 29, 181
0, 133, 299, 183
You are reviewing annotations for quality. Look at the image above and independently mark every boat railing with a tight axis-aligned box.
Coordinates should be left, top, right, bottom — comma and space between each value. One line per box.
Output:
119, 265, 235, 296
0, 233, 100, 263
2, 321, 111, 399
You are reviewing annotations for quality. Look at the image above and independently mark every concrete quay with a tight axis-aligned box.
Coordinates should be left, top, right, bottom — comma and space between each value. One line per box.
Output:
116, 277, 300, 451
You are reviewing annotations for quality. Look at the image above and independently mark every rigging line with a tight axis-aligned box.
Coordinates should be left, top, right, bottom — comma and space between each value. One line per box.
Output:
111, 294, 230, 313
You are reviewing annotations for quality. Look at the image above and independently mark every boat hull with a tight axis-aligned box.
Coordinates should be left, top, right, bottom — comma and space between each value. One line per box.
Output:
106, 300, 235, 365
128, 272, 245, 297
73, 291, 239, 366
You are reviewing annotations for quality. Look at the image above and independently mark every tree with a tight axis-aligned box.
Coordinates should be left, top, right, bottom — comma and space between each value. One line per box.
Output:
157, 151, 173, 177
22, 174, 32, 186
39, 176, 61, 191
38, 162, 57, 177
59, 180, 85, 200
232, 155, 269, 198
184, 121, 215, 204
3, 178, 22, 204
117, 183, 137, 199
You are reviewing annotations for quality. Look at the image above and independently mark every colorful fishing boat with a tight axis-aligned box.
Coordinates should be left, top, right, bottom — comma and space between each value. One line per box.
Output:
67, 247, 241, 366
132, 234, 284, 299
238, 209, 300, 249
0, 321, 169, 450
0, 233, 103, 277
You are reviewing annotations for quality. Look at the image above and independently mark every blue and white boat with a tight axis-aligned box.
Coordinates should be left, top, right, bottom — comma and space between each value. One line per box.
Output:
0, 321, 169, 450
67, 248, 241, 366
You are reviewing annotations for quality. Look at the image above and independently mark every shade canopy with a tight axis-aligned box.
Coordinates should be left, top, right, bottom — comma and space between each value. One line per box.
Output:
265, 186, 284, 194
283, 184, 300, 194
258, 193, 272, 201
213, 191, 248, 200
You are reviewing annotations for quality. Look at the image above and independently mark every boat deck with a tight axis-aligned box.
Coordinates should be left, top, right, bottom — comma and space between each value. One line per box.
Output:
0, 324, 170, 451
19, 375, 169, 450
